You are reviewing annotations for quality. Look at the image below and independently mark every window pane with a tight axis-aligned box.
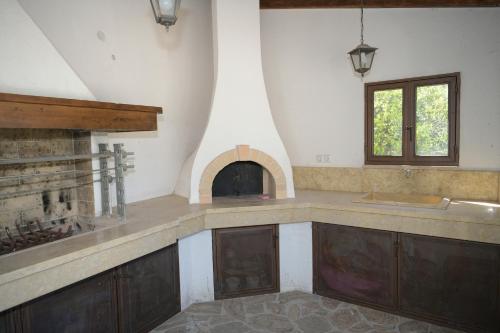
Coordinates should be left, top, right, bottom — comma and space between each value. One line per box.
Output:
415, 84, 449, 156
373, 89, 403, 156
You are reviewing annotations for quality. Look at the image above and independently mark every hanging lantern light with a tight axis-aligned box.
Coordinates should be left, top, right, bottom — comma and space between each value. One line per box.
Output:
150, 0, 181, 31
348, 0, 377, 77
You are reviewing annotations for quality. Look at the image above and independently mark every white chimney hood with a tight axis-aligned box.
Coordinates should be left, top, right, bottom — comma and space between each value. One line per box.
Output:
175, 0, 294, 204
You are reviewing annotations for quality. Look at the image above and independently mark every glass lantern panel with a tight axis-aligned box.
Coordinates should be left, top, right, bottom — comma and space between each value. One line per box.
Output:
350, 52, 361, 71
159, 0, 176, 16
361, 50, 375, 70
373, 88, 404, 156
415, 84, 449, 156
360, 51, 369, 69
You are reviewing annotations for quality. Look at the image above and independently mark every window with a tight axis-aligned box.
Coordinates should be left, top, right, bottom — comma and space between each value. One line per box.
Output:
365, 73, 460, 166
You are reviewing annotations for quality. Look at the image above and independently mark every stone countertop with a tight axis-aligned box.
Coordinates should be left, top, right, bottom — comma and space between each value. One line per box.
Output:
0, 190, 499, 312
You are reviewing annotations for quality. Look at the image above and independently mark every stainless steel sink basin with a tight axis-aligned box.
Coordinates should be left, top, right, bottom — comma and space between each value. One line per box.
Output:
354, 192, 451, 210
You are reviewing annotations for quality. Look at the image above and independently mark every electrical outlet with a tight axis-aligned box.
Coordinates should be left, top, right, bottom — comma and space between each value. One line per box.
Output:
315, 154, 332, 163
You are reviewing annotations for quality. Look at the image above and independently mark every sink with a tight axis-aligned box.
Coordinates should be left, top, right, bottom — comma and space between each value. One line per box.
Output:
354, 192, 451, 210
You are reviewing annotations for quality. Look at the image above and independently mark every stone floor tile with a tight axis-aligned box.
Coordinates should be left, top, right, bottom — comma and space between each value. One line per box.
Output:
357, 307, 399, 328
328, 308, 363, 330
155, 313, 192, 331
151, 292, 466, 333
246, 302, 266, 314
348, 321, 374, 333
287, 304, 301, 321
320, 297, 341, 311
295, 314, 332, 333
210, 321, 251, 333
368, 328, 397, 333
209, 315, 237, 326
398, 320, 429, 333
279, 291, 317, 304
187, 301, 223, 315
189, 314, 215, 322
223, 298, 246, 319
242, 293, 279, 304
266, 301, 287, 315
247, 313, 295, 332
300, 301, 328, 317
161, 323, 209, 333
428, 324, 464, 333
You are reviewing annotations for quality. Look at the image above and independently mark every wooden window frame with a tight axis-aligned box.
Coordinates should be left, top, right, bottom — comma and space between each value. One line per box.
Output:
365, 73, 460, 166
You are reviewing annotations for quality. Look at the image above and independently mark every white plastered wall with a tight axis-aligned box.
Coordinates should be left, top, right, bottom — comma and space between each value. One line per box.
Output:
0, 0, 94, 100
261, 8, 500, 169
178, 230, 215, 310
279, 222, 313, 293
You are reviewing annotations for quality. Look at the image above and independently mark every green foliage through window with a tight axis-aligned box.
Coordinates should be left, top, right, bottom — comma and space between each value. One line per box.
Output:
416, 84, 449, 156
373, 89, 403, 156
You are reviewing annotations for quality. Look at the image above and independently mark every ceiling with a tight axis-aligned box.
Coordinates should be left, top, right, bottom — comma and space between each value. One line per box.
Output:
260, 0, 500, 9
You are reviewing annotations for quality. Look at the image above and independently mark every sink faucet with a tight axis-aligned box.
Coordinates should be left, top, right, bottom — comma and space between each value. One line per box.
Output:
403, 168, 412, 178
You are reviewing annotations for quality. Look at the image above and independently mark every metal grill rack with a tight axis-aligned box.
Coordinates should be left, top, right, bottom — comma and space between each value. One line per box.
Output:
0, 143, 134, 255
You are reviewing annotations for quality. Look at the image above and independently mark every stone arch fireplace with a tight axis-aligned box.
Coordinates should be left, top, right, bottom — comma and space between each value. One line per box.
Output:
199, 145, 287, 204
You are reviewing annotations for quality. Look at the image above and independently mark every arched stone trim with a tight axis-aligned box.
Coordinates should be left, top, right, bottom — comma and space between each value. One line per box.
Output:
199, 145, 287, 204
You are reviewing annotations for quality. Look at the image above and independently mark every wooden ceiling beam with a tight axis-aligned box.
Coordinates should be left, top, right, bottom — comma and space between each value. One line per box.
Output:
260, 0, 500, 9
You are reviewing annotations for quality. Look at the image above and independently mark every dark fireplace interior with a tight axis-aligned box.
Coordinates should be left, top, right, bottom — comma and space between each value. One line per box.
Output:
212, 161, 263, 197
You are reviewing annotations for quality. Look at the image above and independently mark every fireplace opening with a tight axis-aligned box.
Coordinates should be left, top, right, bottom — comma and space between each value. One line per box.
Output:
212, 161, 263, 197
197, 146, 286, 203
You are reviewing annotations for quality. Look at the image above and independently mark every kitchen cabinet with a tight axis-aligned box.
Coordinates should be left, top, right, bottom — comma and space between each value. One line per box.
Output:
117, 244, 180, 333
399, 233, 500, 332
0, 308, 21, 333
313, 222, 500, 332
21, 271, 117, 333
213, 225, 279, 299
1, 244, 180, 333
313, 223, 398, 310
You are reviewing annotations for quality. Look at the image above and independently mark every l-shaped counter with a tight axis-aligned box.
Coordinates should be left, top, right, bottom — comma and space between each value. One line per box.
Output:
1, 190, 499, 312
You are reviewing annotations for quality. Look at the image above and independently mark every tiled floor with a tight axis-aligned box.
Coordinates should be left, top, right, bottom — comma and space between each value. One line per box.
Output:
151, 291, 463, 333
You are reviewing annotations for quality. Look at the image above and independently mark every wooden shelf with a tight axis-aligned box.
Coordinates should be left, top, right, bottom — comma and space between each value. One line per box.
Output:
0, 92, 162, 132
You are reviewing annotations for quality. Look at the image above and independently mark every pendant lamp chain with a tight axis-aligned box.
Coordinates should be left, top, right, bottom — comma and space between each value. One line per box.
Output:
360, 0, 364, 43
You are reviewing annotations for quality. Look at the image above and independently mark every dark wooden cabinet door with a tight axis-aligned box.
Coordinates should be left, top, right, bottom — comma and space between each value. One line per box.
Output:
116, 244, 180, 333
0, 308, 21, 333
313, 223, 398, 310
399, 234, 500, 332
21, 271, 117, 333
213, 225, 279, 299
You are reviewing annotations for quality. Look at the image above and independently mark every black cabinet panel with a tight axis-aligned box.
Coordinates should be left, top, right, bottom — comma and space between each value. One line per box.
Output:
313, 223, 398, 309
117, 244, 180, 333
213, 225, 279, 299
399, 234, 500, 332
22, 271, 117, 333
0, 308, 21, 333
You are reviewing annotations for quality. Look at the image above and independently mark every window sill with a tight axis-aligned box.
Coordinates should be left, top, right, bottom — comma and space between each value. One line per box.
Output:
362, 164, 460, 171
